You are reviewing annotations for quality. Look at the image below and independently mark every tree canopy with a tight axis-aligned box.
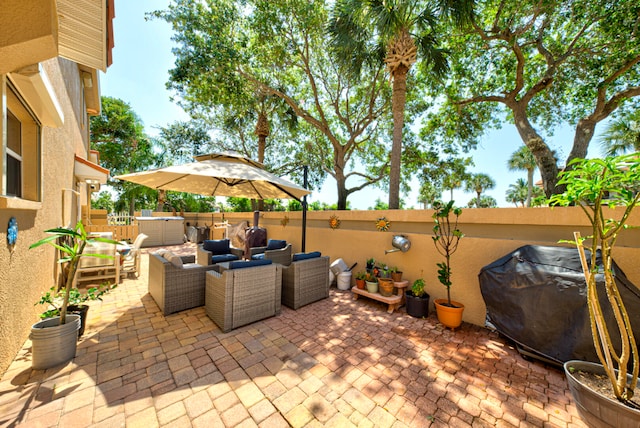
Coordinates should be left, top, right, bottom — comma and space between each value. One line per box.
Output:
90, 96, 159, 213
427, 0, 640, 196
327, 0, 475, 209
150, 0, 403, 210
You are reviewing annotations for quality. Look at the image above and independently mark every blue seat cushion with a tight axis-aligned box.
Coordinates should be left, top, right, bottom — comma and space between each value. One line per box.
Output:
292, 251, 322, 262
228, 259, 272, 270
203, 239, 230, 255
266, 239, 287, 250
211, 254, 239, 264
251, 253, 265, 260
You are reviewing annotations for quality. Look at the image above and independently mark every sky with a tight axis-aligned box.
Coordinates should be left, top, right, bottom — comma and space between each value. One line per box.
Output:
100, 0, 596, 210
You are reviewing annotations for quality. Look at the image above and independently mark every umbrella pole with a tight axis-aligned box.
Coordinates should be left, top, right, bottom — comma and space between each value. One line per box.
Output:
302, 166, 308, 252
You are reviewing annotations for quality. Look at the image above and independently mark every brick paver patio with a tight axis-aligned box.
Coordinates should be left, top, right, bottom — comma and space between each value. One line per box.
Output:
0, 243, 588, 427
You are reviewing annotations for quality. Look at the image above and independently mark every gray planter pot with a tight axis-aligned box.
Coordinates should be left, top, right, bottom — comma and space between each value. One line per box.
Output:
564, 360, 640, 428
30, 315, 81, 370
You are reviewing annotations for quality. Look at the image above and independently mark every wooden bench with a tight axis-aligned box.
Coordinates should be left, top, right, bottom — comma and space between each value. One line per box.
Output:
351, 280, 409, 313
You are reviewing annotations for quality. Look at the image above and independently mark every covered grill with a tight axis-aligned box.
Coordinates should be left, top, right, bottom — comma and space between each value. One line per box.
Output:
478, 245, 640, 365
244, 211, 267, 257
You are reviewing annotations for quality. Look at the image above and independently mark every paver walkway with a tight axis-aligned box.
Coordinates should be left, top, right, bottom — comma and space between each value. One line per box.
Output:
0, 244, 588, 427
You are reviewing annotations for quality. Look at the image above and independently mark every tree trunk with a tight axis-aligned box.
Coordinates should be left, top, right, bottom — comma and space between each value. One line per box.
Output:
476, 191, 481, 207
129, 198, 136, 217
389, 65, 409, 210
254, 113, 269, 211
512, 107, 559, 197
156, 189, 166, 212
557, 117, 597, 194
526, 168, 534, 207
334, 151, 348, 210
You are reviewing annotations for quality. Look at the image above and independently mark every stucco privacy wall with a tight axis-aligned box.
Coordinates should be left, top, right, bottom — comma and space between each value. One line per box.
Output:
213, 207, 640, 327
0, 57, 87, 376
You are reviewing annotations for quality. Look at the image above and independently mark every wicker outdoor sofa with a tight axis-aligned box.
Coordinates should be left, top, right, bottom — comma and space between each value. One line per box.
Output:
148, 252, 220, 315
205, 262, 282, 332
281, 254, 330, 310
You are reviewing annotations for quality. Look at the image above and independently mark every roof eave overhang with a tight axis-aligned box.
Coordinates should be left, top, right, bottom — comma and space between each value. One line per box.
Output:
75, 155, 109, 184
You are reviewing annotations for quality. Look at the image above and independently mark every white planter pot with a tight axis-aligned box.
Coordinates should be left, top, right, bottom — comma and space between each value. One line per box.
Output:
30, 315, 81, 370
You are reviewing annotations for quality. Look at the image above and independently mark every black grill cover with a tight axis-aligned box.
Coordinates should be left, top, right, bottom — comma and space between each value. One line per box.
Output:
479, 245, 640, 365
245, 211, 267, 256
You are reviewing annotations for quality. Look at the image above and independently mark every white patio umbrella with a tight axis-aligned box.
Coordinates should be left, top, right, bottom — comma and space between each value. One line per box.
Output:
114, 152, 310, 200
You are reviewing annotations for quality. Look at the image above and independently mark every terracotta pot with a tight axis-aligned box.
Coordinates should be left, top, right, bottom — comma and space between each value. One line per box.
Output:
434, 298, 465, 329
355, 278, 366, 289
391, 271, 403, 282
378, 278, 394, 297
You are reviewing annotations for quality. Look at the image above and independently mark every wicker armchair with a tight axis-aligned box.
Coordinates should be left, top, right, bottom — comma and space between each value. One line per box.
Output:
205, 263, 282, 332
196, 239, 244, 265
251, 243, 292, 266
148, 252, 219, 315
281, 255, 330, 310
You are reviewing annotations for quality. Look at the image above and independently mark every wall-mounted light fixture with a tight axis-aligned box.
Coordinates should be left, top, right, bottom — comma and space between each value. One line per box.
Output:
81, 71, 93, 88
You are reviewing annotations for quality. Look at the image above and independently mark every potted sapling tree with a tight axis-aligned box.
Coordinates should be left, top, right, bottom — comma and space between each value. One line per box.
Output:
432, 200, 465, 329
549, 154, 640, 425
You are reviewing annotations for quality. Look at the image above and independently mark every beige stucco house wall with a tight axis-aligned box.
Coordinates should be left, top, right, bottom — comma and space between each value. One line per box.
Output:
0, 0, 113, 376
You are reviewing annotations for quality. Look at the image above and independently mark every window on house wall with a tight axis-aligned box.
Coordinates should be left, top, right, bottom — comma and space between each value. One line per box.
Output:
3, 80, 41, 202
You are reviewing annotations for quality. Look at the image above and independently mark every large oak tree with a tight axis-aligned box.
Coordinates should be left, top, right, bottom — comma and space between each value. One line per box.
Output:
151, 0, 395, 209
429, 0, 640, 196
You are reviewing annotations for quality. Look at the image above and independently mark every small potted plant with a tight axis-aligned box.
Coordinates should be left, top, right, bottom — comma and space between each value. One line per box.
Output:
29, 220, 119, 369
406, 278, 430, 318
364, 272, 378, 293
390, 266, 403, 282
432, 200, 465, 329
355, 271, 367, 289
549, 154, 640, 424
366, 258, 375, 271
378, 265, 394, 296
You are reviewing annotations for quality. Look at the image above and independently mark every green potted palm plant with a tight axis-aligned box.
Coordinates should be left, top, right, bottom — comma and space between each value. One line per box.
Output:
29, 221, 118, 369
432, 200, 465, 329
549, 154, 640, 424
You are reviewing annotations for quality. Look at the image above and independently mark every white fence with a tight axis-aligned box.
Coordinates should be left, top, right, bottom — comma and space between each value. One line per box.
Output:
107, 212, 135, 225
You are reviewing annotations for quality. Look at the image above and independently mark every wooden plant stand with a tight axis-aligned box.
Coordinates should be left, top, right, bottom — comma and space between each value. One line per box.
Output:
351, 280, 409, 313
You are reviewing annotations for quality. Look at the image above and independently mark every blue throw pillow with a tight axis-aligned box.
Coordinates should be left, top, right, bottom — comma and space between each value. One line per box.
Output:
228, 259, 272, 270
203, 239, 230, 255
292, 251, 321, 262
266, 239, 287, 250
211, 254, 239, 264
251, 253, 265, 260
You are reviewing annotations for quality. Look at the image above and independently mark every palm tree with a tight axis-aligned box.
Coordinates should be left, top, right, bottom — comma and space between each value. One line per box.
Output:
467, 195, 497, 208
464, 173, 495, 208
600, 109, 640, 156
505, 178, 528, 207
327, 0, 474, 209
417, 181, 441, 209
507, 146, 538, 207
